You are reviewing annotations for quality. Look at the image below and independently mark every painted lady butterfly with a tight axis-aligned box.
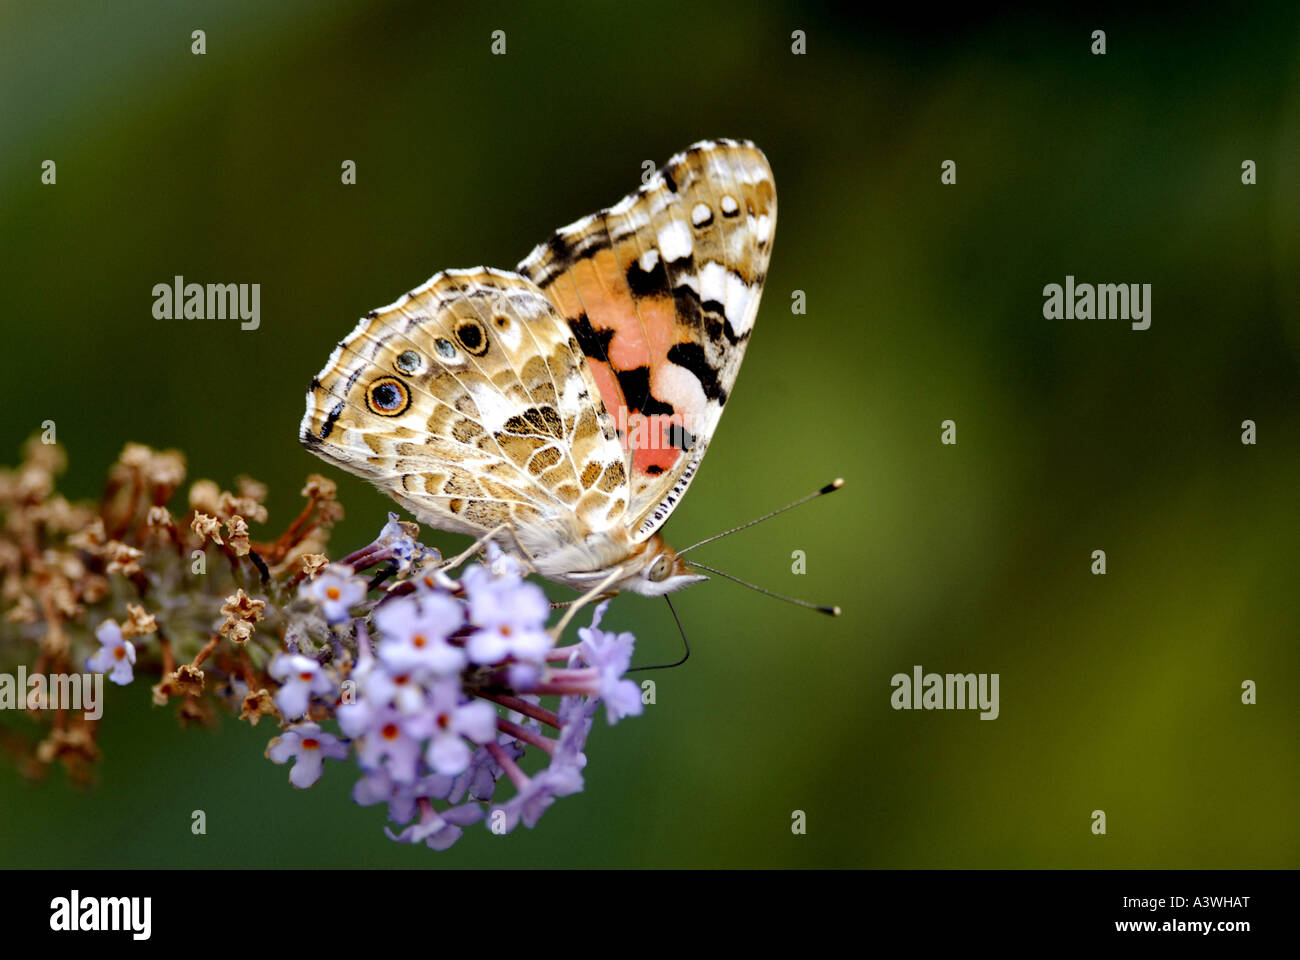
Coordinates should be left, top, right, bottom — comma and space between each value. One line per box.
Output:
300, 140, 776, 599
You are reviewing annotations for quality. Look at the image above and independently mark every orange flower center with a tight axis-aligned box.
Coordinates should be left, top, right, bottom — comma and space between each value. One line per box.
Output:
326, 586, 341, 601
301, 738, 320, 750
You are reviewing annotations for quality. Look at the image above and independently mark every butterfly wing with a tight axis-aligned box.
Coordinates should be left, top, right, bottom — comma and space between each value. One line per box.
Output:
300, 269, 632, 567
518, 139, 776, 542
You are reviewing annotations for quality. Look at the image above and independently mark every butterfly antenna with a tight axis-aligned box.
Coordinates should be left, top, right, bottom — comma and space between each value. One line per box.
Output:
677, 478, 844, 556
628, 596, 691, 672
685, 559, 841, 616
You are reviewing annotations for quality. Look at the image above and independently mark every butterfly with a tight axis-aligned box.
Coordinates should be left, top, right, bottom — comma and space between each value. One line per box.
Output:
300, 139, 776, 599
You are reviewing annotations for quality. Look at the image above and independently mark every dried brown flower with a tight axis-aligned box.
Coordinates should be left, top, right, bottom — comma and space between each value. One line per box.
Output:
121, 602, 157, 639
224, 619, 254, 644
188, 479, 223, 516
220, 492, 268, 525
190, 511, 224, 545
67, 517, 106, 553
145, 505, 173, 528
302, 475, 337, 501
225, 515, 251, 557
103, 540, 144, 577
35, 725, 100, 766
239, 688, 278, 726
145, 450, 186, 491
153, 663, 206, 705
220, 588, 266, 625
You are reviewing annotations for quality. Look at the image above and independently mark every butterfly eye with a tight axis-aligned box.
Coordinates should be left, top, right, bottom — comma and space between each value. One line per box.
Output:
367, 377, 410, 416
648, 554, 673, 582
395, 350, 423, 374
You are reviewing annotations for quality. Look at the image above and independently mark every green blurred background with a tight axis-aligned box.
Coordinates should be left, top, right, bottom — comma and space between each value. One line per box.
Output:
2, 1, 1298, 868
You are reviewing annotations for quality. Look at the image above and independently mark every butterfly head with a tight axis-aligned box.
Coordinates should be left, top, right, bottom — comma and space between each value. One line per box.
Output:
610, 534, 707, 597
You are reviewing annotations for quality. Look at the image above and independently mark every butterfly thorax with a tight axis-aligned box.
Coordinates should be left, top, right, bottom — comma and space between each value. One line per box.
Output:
530, 530, 707, 597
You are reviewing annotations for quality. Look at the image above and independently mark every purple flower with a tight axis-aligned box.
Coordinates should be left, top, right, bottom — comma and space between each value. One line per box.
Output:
482, 541, 525, 579
359, 664, 430, 716
424, 679, 497, 776
553, 695, 596, 772
462, 564, 552, 665
353, 768, 419, 824
504, 661, 542, 691
268, 653, 335, 719
86, 619, 136, 685
373, 593, 466, 677
387, 799, 484, 851
266, 723, 349, 788
413, 566, 459, 594
337, 692, 375, 739
491, 765, 585, 833
578, 602, 643, 724
299, 565, 366, 623
452, 736, 525, 803
355, 705, 428, 783
377, 512, 427, 574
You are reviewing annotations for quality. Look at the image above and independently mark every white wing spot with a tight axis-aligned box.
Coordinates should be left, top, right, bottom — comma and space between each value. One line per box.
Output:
700, 260, 727, 304
720, 195, 739, 216
639, 248, 660, 272
657, 221, 693, 262
691, 203, 711, 227
725, 272, 756, 334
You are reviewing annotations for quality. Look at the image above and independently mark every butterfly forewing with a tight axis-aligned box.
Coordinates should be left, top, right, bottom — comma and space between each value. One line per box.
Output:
518, 139, 775, 541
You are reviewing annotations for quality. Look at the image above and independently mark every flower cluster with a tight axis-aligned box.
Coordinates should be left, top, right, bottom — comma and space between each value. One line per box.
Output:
0, 436, 644, 848
0, 437, 347, 780
265, 542, 643, 849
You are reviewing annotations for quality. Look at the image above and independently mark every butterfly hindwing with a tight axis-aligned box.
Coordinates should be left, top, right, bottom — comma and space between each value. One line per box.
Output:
518, 139, 776, 541
300, 269, 631, 561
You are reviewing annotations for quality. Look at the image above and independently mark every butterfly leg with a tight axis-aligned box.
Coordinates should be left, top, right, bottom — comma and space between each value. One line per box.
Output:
437, 522, 540, 576
500, 522, 540, 575
548, 567, 625, 641
436, 525, 508, 572
547, 592, 617, 612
